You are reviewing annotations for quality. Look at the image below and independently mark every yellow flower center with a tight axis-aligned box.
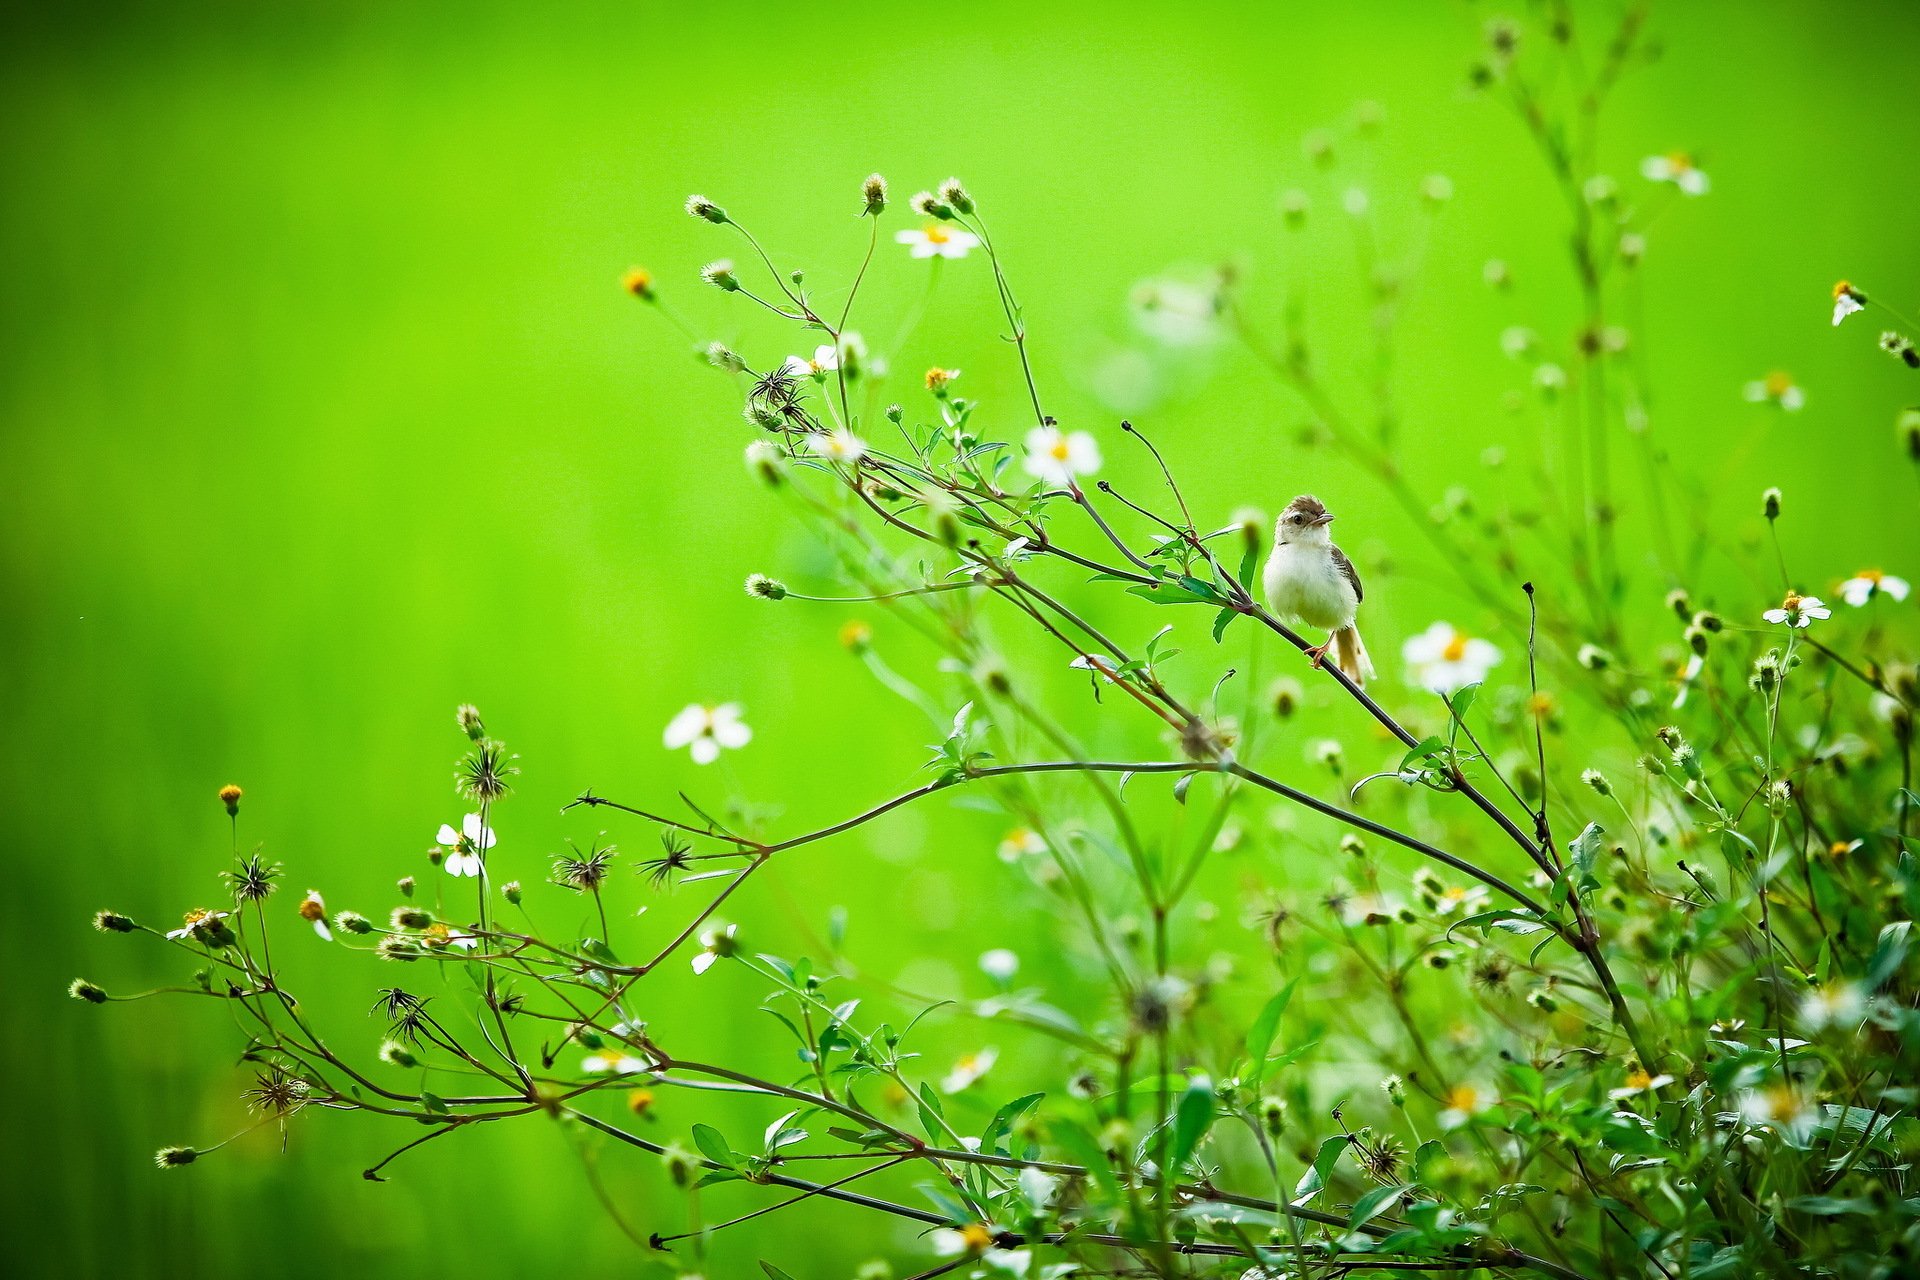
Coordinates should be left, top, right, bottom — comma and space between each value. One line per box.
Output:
298, 898, 324, 922
1666, 151, 1693, 171
1527, 692, 1554, 716
1781, 591, 1803, 610
1758, 1085, 1802, 1123
1049, 439, 1072, 461
1441, 633, 1469, 662
924, 223, 951, 245
1625, 1069, 1653, 1090
1764, 371, 1792, 396
959, 1223, 994, 1254
1833, 279, 1855, 300
1445, 1084, 1481, 1112
1829, 840, 1854, 858
1859, 568, 1884, 583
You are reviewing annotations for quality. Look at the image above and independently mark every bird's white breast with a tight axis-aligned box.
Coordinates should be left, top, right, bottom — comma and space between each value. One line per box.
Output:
1262, 542, 1358, 630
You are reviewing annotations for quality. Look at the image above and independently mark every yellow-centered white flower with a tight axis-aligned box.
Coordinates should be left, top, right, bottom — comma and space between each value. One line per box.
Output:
664, 703, 752, 765
1022, 425, 1101, 486
1838, 569, 1909, 606
436, 813, 496, 878
807, 429, 867, 464
895, 223, 979, 259
1402, 622, 1501, 694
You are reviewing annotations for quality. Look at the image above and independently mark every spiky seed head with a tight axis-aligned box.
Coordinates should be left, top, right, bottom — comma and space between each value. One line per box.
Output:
862, 173, 888, 215
684, 194, 727, 224
390, 906, 433, 930
70, 978, 108, 1003
706, 341, 745, 373
376, 935, 423, 963
701, 259, 740, 292
332, 910, 372, 935
155, 1146, 199, 1169
937, 177, 973, 214
457, 739, 517, 804
93, 910, 136, 933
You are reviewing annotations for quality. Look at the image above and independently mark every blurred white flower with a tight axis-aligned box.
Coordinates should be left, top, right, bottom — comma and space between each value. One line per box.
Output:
1832, 281, 1866, 326
1744, 371, 1804, 411
1641, 151, 1709, 195
1402, 622, 1501, 694
1023, 425, 1101, 485
942, 1046, 998, 1094
979, 949, 1020, 983
664, 703, 752, 764
443, 928, 480, 951
1437, 1082, 1493, 1129
1673, 652, 1704, 709
1838, 570, 1910, 606
1431, 884, 1491, 917
1738, 1083, 1817, 1142
436, 813, 496, 878
582, 1051, 649, 1075
1799, 981, 1865, 1031
691, 923, 738, 975
783, 344, 838, 377
1762, 593, 1830, 628
807, 429, 868, 464
998, 827, 1047, 862
1607, 1069, 1674, 1100
896, 223, 979, 259
298, 890, 331, 940
1130, 276, 1222, 346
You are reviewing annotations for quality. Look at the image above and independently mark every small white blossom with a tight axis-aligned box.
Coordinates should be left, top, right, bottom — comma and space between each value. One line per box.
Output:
1641, 151, 1709, 195
807, 429, 868, 463
941, 1047, 998, 1094
1838, 570, 1910, 607
298, 890, 331, 940
895, 223, 979, 259
1023, 425, 1101, 485
691, 923, 738, 975
664, 703, 752, 764
1437, 1082, 1493, 1130
1608, 1069, 1675, 1100
1744, 371, 1804, 411
782, 344, 839, 377
436, 813, 496, 878
998, 827, 1047, 862
978, 949, 1020, 983
1402, 622, 1501, 694
1738, 1084, 1817, 1142
1832, 281, 1866, 326
1799, 981, 1866, 1031
1762, 593, 1830, 629
581, 1051, 649, 1075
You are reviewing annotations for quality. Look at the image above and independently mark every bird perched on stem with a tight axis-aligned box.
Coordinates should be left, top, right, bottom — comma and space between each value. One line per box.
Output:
1262, 494, 1375, 686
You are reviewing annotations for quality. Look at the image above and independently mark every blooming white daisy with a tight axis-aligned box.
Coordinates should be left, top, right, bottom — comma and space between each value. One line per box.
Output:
941, 1046, 998, 1094
436, 813, 496, 878
998, 827, 1047, 862
1762, 592, 1831, 629
1798, 981, 1865, 1031
1402, 622, 1502, 694
1838, 569, 1910, 606
691, 923, 737, 975
1607, 1069, 1675, 1101
1640, 151, 1709, 195
807, 429, 867, 464
1437, 1082, 1493, 1130
978, 949, 1020, 983
1832, 280, 1866, 326
895, 223, 979, 259
783, 343, 839, 378
1744, 371, 1804, 411
663, 703, 752, 765
298, 890, 331, 940
1023, 425, 1101, 486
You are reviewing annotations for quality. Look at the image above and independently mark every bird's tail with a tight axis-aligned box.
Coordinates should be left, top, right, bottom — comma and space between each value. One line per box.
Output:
1332, 625, 1375, 687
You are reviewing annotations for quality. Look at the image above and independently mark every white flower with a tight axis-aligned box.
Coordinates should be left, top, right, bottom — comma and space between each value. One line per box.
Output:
1762, 593, 1831, 628
166, 908, 230, 941
931, 1224, 997, 1258
1673, 652, 1704, 710
1640, 151, 1709, 195
941, 1047, 998, 1094
298, 890, 331, 940
1431, 884, 1491, 917
806, 429, 867, 464
1799, 981, 1866, 1031
1402, 622, 1501, 694
663, 703, 752, 764
1340, 892, 1404, 928
691, 923, 737, 975
1744, 371, 1804, 411
582, 1051, 649, 1075
1607, 1069, 1674, 1101
1129, 276, 1222, 346
782, 343, 839, 377
436, 813, 496, 878
979, 949, 1020, 982
1832, 281, 1866, 326
1738, 1084, 1817, 1141
895, 223, 979, 259
1838, 570, 1910, 606
1023, 425, 1101, 486
1437, 1083, 1493, 1130
998, 827, 1047, 862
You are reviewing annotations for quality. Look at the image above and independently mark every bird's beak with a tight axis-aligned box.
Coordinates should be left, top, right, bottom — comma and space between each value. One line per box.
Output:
1311, 512, 1335, 527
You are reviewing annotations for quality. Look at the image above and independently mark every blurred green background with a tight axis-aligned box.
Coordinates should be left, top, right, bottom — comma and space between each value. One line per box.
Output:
6, 0, 1916, 1274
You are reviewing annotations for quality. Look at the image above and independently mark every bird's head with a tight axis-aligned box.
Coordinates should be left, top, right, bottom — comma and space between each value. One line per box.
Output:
1276, 494, 1335, 545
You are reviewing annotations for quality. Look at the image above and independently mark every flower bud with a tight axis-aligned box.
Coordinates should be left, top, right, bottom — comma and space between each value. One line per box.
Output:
685, 194, 727, 224
1576, 644, 1612, 671
397, 875, 415, 898
909, 191, 953, 220
390, 906, 433, 931
334, 910, 372, 935
936, 177, 974, 215
154, 1146, 199, 1169
218, 784, 243, 816
705, 342, 745, 373
744, 574, 787, 601
744, 440, 786, 487
1900, 407, 1920, 461
93, 910, 136, 933
1762, 487, 1782, 520
701, 260, 740, 293
1527, 989, 1558, 1013
621, 267, 654, 301
379, 1040, 419, 1068
663, 1144, 696, 1187
1582, 768, 1612, 797
1381, 1074, 1407, 1107
862, 173, 888, 215
1684, 624, 1710, 657
69, 978, 108, 1003
1269, 678, 1302, 719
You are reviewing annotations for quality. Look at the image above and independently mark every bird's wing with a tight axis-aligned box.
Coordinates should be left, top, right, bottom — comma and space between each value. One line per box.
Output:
1330, 543, 1364, 604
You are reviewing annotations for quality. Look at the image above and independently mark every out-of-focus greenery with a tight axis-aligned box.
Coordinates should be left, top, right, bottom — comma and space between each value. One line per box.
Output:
7, 2, 1918, 1276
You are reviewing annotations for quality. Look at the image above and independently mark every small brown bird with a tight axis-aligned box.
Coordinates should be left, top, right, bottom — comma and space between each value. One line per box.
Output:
1261, 494, 1375, 686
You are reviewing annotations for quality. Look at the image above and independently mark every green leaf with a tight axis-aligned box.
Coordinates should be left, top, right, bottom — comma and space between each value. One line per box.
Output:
1292, 1134, 1348, 1205
1211, 606, 1238, 643
1444, 682, 1480, 723
1868, 920, 1911, 989
1349, 1183, 1410, 1228
418, 1091, 449, 1116
1245, 979, 1299, 1085
691, 1123, 734, 1168
1053, 1121, 1119, 1199
760, 1264, 801, 1280
1785, 1195, 1876, 1216
1569, 822, 1604, 880
1169, 1076, 1216, 1171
